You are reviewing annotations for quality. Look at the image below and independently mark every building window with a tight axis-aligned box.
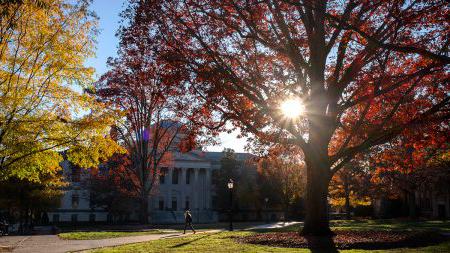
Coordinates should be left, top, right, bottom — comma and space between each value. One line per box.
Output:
71, 214, 78, 223
53, 214, 60, 223
72, 194, 79, 209
186, 169, 191, 184
172, 168, 179, 184
185, 196, 190, 210
158, 198, 164, 210
89, 214, 96, 222
172, 196, 177, 211
72, 166, 81, 182
159, 168, 167, 184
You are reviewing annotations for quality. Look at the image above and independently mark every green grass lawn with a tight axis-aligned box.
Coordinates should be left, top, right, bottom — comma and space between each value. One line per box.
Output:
331, 219, 450, 232
153, 221, 265, 231
252, 220, 450, 233
88, 220, 450, 252
58, 230, 176, 240
57, 222, 265, 240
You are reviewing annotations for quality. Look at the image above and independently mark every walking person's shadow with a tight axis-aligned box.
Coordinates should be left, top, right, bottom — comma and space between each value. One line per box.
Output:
170, 233, 214, 248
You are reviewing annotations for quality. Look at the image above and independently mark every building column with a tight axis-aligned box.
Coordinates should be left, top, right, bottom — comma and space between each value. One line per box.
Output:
167, 167, 173, 185
205, 169, 211, 209
166, 168, 173, 209
193, 168, 199, 210
180, 168, 186, 210
181, 168, 186, 185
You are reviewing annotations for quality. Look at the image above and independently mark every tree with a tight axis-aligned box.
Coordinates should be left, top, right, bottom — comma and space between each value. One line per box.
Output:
0, 168, 66, 233
328, 159, 371, 219
214, 149, 258, 214
0, 0, 121, 181
257, 145, 306, 220
88, 154, 138, 223
130, 0, 449, 234
95, 1, 203, 223
371, 123, 449, 218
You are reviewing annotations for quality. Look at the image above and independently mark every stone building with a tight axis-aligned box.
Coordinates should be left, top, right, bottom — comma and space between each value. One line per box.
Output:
373, 177, 450, 219
414, 177, 450, 219
47, 150, 253, 224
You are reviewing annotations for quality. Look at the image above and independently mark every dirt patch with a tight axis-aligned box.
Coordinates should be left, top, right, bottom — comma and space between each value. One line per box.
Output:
237, 230, 448, 250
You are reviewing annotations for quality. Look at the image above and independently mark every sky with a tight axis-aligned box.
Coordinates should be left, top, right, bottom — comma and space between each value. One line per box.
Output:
86, 0, 248, 153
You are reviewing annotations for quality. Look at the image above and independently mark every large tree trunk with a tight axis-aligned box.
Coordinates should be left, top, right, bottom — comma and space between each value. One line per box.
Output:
301, 150, 333, 235
140, 195, 149, 224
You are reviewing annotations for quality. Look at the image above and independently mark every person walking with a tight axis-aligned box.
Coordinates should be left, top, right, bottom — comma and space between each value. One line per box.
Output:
183, 210, 196, 234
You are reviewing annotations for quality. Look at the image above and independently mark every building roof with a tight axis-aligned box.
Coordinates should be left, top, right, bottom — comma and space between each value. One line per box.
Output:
172, 151, 209, 162
201, 151, 254, 162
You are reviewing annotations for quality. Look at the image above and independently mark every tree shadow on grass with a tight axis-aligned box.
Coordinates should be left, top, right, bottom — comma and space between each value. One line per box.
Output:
304, 235, 338, 253
170, 233, 214, 248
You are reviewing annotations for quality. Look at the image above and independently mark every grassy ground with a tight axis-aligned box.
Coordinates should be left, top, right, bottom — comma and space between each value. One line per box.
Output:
57, 222, 264, 240
253, 220, 450, 233
58, 230, 175, 240
331, 219, 450, 232
151, 221, 265, 231
89, 220, 450, 253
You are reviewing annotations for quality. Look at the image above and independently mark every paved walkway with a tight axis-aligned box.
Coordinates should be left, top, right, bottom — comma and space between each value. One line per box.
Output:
0, 231, 219, 253
244, 221, 301, 230
0, 222, 297, 253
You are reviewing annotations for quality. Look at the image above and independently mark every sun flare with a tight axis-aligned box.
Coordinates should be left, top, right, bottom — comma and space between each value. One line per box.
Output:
280, 98, 305, 118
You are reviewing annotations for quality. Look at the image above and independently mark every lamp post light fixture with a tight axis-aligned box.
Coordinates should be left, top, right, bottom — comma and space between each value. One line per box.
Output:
228, 179, 234, 190
227, 179, 234, 231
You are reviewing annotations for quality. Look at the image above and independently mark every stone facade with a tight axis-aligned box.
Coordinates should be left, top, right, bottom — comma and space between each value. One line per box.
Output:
148, 151, 218, 223
48, 151, 251, 224
47, 159, 109, 224
415, 179, 450, 219
373, 179, 450, 219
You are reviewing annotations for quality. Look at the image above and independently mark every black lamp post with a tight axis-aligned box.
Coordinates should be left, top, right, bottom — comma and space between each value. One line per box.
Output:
227, 179, 234, 231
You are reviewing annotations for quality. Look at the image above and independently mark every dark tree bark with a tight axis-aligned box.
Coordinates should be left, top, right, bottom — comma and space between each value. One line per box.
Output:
140, 196, 149, 224
302, 144, 333, 235
302, 163, 332, 235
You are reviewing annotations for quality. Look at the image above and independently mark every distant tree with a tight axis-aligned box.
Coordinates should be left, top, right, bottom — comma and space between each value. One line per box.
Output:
371, 125, 449, 218
0, 170, 65, 232
131, 0, 449, 235
87, 154, 137, 223
215, 149, 258, 214
235, 157, 259, 212
328, 159, 372, 219
0, 0, 121, 181
257, 145, 306, 220
215, 149, 241, 211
